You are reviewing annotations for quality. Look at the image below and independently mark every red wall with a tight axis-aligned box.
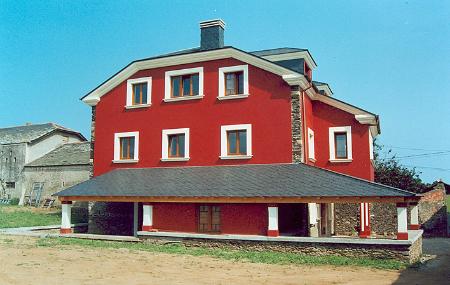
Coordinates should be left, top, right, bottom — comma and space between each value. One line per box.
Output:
152, 203, 268, 235
93, 58, 293, 176
311, 101, 374, 180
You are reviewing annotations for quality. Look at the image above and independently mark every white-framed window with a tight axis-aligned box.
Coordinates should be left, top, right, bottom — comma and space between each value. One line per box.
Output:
161, 128, 190, 161
307, 128, 315, 161
164, 67, 204, 102
126, 77, 152, 108
218, 65, 249, 100
369, 131, 374, 160
220, 124, 252, 159
329, 126, 352, 162
113, 132, 139, 163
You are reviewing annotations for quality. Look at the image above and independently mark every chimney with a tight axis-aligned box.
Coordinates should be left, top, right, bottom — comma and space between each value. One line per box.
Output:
200, 19, 225, 50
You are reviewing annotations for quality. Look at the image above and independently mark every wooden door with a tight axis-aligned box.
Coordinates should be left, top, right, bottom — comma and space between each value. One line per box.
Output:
198, 205, 221, 233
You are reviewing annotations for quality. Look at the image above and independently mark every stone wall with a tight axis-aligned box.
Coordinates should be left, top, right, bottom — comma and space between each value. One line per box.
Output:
371, 203, 397, 236
290, 88, 303, 163
334, 203, 359, 236
419, 186, 447, 237
88, 202, 134, 235
143, 235, 422, 264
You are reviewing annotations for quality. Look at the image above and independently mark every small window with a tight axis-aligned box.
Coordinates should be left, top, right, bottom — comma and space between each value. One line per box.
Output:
161, 128, 190, 161
227, 130, 247, 155
171, 74, 199, 98
198, 205, 221, 233
132, 82, 148, 105
329, 126, 352, 161
120, 137, 135, 160
5, 182, 15, 189
224, 71, 244, 96
334, 132, 347, 159
307, 128, 315, 160
126, 77, 151, 107
113, 132, 139, 162
168, 134, 185, 158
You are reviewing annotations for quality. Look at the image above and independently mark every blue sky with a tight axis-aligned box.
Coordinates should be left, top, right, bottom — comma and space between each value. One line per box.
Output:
1, 0, 449, 183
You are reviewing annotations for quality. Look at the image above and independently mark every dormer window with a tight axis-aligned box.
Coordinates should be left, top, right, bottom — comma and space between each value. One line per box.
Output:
164, 67, 204, 102
126, 77, 152, 108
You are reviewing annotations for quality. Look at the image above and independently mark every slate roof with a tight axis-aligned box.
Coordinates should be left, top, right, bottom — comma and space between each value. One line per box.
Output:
250, 47, 308, 57
55, 163, 416, 198
25, 142, 90, 167
0, 123, 86, 144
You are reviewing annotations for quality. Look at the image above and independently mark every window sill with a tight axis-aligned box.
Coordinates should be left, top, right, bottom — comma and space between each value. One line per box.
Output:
112, 159, 139, 164
329, 159, 352, 163
219, 155, 253, 160
161, 157, 190, 162
217, 94, 249, 100
308, 158, 316, 163
163, 95, 204, 102
125, 104, 151, 109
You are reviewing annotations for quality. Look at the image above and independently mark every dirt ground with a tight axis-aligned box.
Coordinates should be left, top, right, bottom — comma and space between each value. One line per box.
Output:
0, 236, 448, 285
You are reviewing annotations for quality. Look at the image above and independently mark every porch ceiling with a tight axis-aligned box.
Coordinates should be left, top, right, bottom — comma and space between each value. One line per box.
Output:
54, 163, 419, 203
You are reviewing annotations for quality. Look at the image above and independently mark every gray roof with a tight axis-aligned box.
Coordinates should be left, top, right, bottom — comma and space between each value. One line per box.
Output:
0, 123, 86, 144
26, 142, 90, 167
250, 47, 308, 57
55, 163, 416, 198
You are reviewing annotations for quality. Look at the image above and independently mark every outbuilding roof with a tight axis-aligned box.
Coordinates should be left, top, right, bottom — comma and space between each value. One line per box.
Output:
25, 142, 90, 167
0, 123, 86, 145
55, 163, 417, 202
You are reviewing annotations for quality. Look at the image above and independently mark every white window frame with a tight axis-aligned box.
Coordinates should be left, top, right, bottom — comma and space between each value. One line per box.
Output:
369, 131, 374, 160
113, 131, 139, 163
126, 77, 152, 108
218, 65, 249, 100
220, 124, 252, 159
307, 128, 315, 161
161, 128, 190, 161
329, 126, 352, 162
164, 67, 204, 102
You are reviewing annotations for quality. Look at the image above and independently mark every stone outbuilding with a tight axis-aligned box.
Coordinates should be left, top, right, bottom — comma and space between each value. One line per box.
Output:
0, 123, 86, 202
21, 142, 91, 206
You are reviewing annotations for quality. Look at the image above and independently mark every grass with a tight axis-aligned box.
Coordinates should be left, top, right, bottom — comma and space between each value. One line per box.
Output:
36, 237, 406, 270
0, 205, 86, 228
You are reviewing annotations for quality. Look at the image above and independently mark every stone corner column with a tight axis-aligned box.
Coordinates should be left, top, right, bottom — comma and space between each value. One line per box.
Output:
408, 202, 420, 230
142, 203, 154, 231
396, 202, 409, 240
60, 201, 73, 234
267, 205, 279, 237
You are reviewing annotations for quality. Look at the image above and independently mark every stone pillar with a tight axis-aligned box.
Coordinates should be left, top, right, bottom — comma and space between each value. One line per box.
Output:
142, 203, 153, 231
308, 203, 319, 237
60, 201, 73, 234
267, 205, 279, 237
290, 87, 304, 163
133, 202, 139, 236
409, 202, 420, 230
359, 202, 371, 238
396, 203, 408, 240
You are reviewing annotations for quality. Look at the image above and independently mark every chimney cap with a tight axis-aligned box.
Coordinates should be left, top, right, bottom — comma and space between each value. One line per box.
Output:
200, 19, 226, 29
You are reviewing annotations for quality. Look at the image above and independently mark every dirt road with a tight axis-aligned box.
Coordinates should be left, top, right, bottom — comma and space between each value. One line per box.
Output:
0, 236, 447, 285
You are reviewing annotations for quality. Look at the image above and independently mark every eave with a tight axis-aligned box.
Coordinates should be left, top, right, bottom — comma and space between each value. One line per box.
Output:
81, 47, 310, 106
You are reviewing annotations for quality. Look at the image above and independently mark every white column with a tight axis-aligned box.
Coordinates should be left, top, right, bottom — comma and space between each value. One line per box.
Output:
308, 203, 319, 237
60, 202, 72, 234
410, 203, 420, 230
267, 206, 279, 237
359, 202, 371, 237
142, 204, 153, 231
396, 203, 408, 240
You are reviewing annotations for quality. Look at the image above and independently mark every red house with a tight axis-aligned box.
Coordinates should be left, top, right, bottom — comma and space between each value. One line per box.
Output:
56, 20, 419, 240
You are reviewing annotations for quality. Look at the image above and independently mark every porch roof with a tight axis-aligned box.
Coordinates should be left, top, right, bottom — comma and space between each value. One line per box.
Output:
54, 163, 419, 203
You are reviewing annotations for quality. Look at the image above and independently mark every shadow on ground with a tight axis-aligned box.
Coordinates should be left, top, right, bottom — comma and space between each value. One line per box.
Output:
393, 238, 450, 284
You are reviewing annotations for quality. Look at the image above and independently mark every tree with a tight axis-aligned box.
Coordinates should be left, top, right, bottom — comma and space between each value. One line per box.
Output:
373, 141, 428, 193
